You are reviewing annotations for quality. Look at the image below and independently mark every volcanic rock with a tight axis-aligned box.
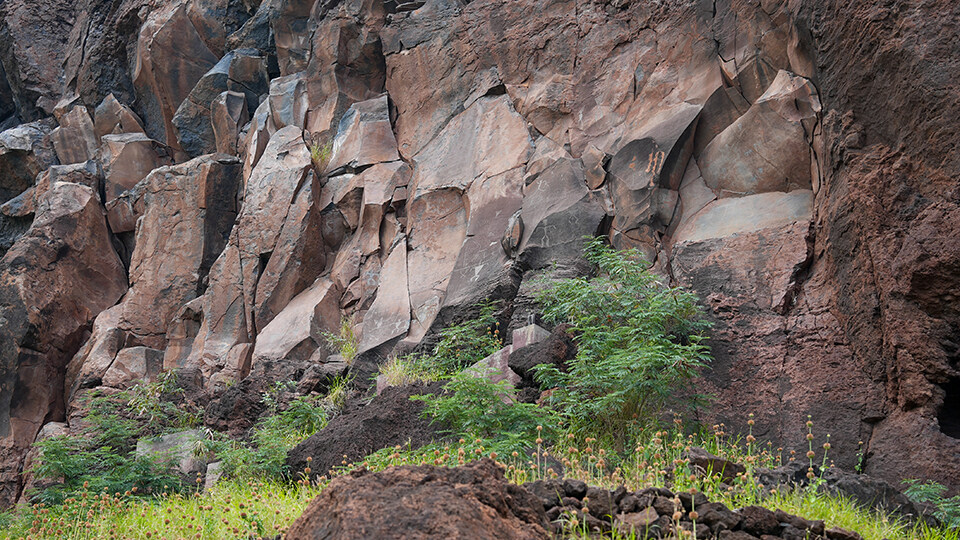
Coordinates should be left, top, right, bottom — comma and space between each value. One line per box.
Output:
0, 182, 126, 506
285, 459, 550, 540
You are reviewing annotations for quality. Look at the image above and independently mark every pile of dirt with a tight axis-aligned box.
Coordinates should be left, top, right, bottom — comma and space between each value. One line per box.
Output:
285, 382, 447, 478
285, 459, 550, 540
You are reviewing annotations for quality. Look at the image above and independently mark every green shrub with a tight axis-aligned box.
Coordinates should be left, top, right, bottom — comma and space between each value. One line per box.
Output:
904, 479, 960, 528
195, 385, 335, 480
413, 372, 554, 454
427, 301, 503, 375
28, 372, 207, 504
533, 237, 711, 443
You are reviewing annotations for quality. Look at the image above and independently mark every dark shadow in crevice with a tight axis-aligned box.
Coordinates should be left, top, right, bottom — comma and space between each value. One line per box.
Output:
938, 378, 960, 439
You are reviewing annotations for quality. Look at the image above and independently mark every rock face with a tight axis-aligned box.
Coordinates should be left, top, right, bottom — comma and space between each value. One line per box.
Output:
0, 182, 126, 506
286, 459, 550, 540
67, 155, 241, 399
0, 0, 957, 506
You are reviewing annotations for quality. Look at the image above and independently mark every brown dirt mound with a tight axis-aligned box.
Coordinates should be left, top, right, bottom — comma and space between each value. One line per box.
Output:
285, 459, 550, 540
285, 382, 447, 479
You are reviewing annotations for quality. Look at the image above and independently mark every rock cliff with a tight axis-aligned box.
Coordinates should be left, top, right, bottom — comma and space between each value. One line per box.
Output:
0, 0, 957, 507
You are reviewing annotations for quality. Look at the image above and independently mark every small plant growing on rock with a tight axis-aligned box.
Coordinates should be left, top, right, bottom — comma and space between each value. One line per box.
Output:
322, 315, 359, 365
903, 479, 960, 528
309, 139, 332, 175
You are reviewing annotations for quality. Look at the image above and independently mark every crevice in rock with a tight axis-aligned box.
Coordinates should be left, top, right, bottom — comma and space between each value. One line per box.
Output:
938, 377, 960, 439
776, 220, 816, 316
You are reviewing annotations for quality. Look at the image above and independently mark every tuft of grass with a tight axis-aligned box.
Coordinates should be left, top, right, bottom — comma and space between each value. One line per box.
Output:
322, 315, 359, 365
378, 355, 442, 387
309, 140, 332, 175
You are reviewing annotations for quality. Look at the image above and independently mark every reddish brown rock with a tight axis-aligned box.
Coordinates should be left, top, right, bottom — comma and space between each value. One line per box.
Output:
518, 158, 606, 270
172, 126, 312, 384
699, 70, 820, 197
252, 278, 340, 366
0, 0, 77, 119
50, 106, 99, 165
68, 155, 241, 397
0, 118, 57, 203
211, 91, 249, 155
99, 133, 174, 212
357, 239, 410, 354
253, 173, 332, 332
172, 49, 269, 157
326, 95, 400, 174
287, 459, 549, 540
133, 2, 220, 149
94, 94, 146, 139
101, 347, 163, 389
0, 182, 126, 506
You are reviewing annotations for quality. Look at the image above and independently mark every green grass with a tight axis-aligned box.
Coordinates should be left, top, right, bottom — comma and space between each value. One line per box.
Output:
3, 424, 957, 539
0, 478, 323, 540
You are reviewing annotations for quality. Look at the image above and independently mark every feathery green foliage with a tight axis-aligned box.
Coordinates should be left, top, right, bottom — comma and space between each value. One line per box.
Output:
903, 479, 960, 528
534, 237, 711, 443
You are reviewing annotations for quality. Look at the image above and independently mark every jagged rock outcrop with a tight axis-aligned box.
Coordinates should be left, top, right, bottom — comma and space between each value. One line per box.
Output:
66, 155, 242, 400
0, 0, 957, 507
0, 182, 126, 506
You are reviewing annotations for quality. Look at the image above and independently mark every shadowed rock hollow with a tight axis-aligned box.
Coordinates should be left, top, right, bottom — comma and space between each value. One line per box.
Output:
0, 0, 957, 507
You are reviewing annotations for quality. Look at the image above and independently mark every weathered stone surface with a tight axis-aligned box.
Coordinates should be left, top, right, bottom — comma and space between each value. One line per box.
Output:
136, 429, 205, 476
99, 133, 174, 210
607, 105, 700, 256
102, 347, 163, 389
122, 155, 242, 337
411, 95, 530, 196
94, 94, 146, 140
50, 107, 99, 165
286, 459, 550, 540
327, 95, 400, 174
0, 0, 77, 119
211, 91, 249, 154
252, 278, 340, 366
672, 190, 813, 245
253, 173, 331, 331
0, 0, 955, 501
172, 126, 312, 383
0, 119, 57, 204
68, 155, 241, 398
173, 49, 268, 157
133, 2, 220, 149
358, 239, 410, 353
404, 188, 467, 344
699, 71, 820, 197
0, 182, 126, 506
518, 158, 606, 270
508, 324, 576, 389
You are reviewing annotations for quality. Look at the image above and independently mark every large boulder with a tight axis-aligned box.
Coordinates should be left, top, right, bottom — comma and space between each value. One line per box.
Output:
286, 459, 550, 540
0, 182, 127, 506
